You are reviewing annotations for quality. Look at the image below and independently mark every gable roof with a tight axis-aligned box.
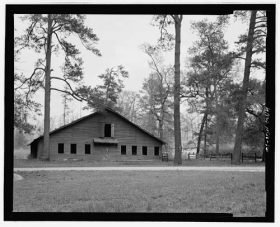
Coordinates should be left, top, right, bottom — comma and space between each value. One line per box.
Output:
30, 107, 165, 145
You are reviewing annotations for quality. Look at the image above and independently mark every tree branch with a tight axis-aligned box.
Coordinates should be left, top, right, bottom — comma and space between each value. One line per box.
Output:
39, 22, 47, 33
159, 15, 168, 41
254, 20, 267, 24
253, 34, 267, 40
148, 51, 164, 81
50, 88, 83, 102
53, 31, 66, 52
254, 24, 267, 29
254, 29, 267, 35
235, 56, 246, 60
256, 16, 266, 19
15, 67, 45, 90
50, 76, 80, 98
246, 107, 265, 126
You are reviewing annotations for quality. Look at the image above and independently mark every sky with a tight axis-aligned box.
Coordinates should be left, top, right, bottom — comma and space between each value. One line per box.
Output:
14, 13, 265, 127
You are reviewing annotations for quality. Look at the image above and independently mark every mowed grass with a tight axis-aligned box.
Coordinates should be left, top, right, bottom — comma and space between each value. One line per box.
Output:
13, 170, 265, 216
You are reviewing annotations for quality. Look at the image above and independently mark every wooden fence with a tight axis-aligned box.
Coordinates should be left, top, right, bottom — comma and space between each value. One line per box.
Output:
241, 152, 263, 163
163, 150, 263, 163
209, 153, 232, 161
195, 152, 262, 163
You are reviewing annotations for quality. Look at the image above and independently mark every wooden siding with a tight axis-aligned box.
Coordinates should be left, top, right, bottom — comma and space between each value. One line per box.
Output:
36, 111, 162, 161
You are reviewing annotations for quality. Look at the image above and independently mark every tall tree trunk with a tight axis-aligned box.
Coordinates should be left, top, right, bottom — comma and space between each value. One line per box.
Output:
204, 87, 209, 155
159, 87, 164, 141
232, 11, 257, 164
158, 101, 164, 140
204, 114, 208, 154
41, 14, 53, 160
262, 131, 266, 162
215, 107, 220, 154
197, 112, 207, 154
214, 81, 220, 154
215, 129, 220, 154
159, 118, 164, 141
173, 15, 183, 165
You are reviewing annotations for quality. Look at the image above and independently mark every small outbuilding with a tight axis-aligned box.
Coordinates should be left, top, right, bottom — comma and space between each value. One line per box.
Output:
30, 107, 165, 161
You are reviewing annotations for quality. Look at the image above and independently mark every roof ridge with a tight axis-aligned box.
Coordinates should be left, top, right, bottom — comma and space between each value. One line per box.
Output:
30, 107, 165, 145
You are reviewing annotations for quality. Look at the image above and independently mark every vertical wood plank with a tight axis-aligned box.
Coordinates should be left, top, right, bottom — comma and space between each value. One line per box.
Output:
111, 123, 115, 137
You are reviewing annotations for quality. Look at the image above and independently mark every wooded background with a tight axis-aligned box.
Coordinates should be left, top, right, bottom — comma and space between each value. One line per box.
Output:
14, 11, 267, 164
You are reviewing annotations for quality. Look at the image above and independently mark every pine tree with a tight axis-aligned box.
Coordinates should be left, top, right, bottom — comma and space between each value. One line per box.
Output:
153, 15, 183, 165
16, 14, 101, 160
232, 10, 266, 164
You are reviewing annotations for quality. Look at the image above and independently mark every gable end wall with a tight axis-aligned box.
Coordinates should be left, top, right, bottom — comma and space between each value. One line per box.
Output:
37, 111, 162, 161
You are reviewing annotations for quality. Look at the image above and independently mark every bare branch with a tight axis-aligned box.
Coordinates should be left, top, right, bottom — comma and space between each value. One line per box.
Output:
254, 24, 267, 29
246, 107, 265, 130
159, 15, 168, 41
52, 24, 64, 32
147, 51, 164, 81
256, 16, 266, 19
15, 67, 45, 90
254, 20, 267, 25
251, 61, 266, 69
50, 76, 79, 96
253, 34, 267, 40
39, 22, 47, 33
179, 15, 183, 22
53, 31, 66, 52
235, 56, 246, 60
254, 29, 267, 35
50, 88, 83, 102
170, 15, 176, 21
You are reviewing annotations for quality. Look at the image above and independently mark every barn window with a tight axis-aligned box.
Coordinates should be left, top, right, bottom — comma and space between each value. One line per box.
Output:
71, 144, 77, 154
121, 145, 126, 155
85, 144, 91, 154
58, 143, 64, 154
104, 124, 111, 137
103, 123, 114, 137
132, 146, 137, 155
142, 146, 147, 155
154, 146, 159, 156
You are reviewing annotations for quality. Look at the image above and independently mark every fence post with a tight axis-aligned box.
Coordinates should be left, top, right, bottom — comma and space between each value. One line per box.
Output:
241, 153, 243, 163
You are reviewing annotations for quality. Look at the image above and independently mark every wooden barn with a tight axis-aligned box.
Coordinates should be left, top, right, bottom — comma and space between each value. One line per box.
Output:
30, 107, 165, 161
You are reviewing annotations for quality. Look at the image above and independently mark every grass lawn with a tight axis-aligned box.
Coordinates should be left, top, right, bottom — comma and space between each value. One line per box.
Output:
13, 170, 266, 216
14, 158, 265, 168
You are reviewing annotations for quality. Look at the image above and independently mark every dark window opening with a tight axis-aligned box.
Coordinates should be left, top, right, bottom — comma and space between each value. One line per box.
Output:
121, 145, 126, 155
58, 143, 64, 154
85, 144, 91, 154
154, 146, 159, 156
104, 124, 111, 137
142, 146, 147, 155
71, 144, 77, 154
132, 146, 137, 155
